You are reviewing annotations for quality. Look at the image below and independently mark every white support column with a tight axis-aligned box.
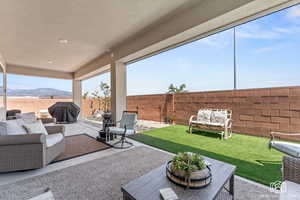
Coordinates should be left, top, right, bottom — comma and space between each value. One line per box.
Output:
72, 79, 82, 119
111, 60, 127, 122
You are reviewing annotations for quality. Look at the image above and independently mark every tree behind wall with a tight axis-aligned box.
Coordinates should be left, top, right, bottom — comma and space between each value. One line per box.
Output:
100, 82, 110, 112
166, 84, 188, 123
91, 82, 111, 113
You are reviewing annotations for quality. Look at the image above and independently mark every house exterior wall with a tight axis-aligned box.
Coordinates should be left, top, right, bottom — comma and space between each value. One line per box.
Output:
127, 86, 300, 141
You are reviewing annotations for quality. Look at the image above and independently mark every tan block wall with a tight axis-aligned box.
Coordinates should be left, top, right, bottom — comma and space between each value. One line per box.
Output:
7, 97, 107, 119
7, 98, 99, 119
9, 86, 300, 141
127, 86, 300, 141
81, 98, 110, 117
7, 98, 72, 114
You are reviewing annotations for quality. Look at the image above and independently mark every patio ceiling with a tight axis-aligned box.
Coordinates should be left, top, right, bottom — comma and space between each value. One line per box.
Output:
0, 0, 298, 80
0, 0, 195, 73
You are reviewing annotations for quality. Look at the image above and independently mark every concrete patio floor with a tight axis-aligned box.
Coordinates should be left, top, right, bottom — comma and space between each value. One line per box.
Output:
0, 121, 279, 200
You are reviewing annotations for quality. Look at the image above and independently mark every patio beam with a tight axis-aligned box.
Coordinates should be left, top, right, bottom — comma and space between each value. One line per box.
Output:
110, 59, 127, 122
74, 54, 111, 80
6, 63, 74, 80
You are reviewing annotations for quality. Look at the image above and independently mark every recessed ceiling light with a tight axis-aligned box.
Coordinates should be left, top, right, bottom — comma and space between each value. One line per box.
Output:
47, 60, 53, 64
58, 39, 68, 44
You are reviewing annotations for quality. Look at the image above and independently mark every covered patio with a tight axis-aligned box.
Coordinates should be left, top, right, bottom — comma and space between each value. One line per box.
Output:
1, 0, 298, 123
1, 0, 300, 199
0, 121, 278, 200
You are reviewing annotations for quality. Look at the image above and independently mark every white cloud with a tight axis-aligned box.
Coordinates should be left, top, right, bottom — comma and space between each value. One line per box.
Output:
254, 47, 275, 53
198, 37, 229, 48
236, 22, 300, 41
273, 26, 300, 34
197, 30, 232, 48
273, 27, 292, 34
236, 24, 280, 40
264, 80, 300, 85
286, 5, 300, 19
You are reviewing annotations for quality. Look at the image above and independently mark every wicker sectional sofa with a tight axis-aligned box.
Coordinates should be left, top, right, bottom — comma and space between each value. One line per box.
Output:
0, 120, 65, 173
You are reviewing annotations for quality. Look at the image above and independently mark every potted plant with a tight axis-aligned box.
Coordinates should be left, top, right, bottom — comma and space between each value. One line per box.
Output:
166, 152, 211, 189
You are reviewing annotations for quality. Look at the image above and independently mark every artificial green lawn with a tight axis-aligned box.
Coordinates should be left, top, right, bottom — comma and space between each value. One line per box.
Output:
130, 125, 284, 186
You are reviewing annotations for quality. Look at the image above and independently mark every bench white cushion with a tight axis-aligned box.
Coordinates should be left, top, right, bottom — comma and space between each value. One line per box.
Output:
209, 122, 225, 127
46, 133, 64, 147
280, 181, 300, 200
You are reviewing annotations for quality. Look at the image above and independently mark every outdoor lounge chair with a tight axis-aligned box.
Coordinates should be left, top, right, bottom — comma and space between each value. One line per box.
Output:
269, 132, 300, 158
268, 132, 300, 199
108, 111, 137, 149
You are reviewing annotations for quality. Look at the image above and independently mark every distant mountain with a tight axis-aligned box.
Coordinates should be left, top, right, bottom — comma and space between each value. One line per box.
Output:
0, 87, 72, 97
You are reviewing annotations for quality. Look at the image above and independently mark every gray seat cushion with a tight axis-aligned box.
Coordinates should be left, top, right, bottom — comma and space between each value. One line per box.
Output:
271, 141, 300, 158
109, 127, 135, 135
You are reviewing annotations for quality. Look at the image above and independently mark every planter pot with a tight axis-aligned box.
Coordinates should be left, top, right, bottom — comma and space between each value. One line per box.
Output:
166, 161, 212, 189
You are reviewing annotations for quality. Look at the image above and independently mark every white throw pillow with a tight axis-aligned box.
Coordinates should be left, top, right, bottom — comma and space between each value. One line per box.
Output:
23, 120, 48, 135
5, 119, 27, 135
46, 133, 64, 147
16, 112, 37, 123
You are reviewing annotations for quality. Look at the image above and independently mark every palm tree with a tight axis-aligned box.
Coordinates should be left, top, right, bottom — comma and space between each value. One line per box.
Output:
167, 84, 188, 94
167, 84, 188, 124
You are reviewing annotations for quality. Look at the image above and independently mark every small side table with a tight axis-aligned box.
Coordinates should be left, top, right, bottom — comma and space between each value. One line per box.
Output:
97, 121, 115, 142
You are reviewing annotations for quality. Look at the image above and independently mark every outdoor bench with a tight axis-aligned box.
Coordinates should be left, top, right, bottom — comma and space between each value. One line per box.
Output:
188, 109, 232, 139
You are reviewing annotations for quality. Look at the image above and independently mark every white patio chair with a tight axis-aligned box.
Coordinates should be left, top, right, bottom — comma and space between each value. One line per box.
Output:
108, 111, 138, 149
269, 132, 300, 158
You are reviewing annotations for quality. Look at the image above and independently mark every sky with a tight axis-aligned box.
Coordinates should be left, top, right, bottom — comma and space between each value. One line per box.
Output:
3, 4, 300, 96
